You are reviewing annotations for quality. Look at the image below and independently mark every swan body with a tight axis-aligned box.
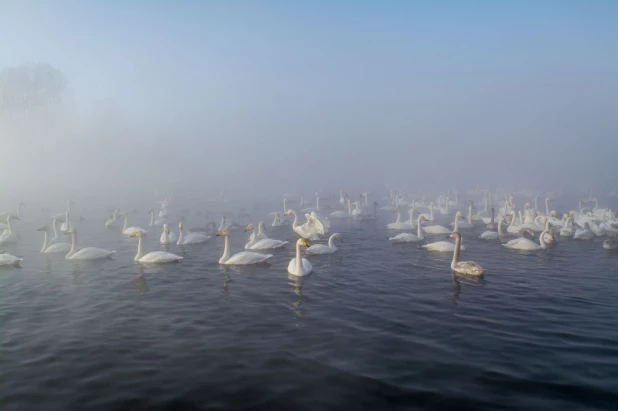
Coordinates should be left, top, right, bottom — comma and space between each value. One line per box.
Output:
121, 214, 148, 236
387, 209, 410, 230
65, 228, 116, 260
177, 223, 210, 245
132, 231, 182, 263
450, 232, 486, 276
217, 230, 272, 265
272, 213, 286, 226
37, 225, 71, 253
390, 216, 428, 242
329, 210, 348, 218
574, 223, 594, 240
423, 239, 466, 252
306, 233, 342, 254
0, 253, 22, 266
245, 224, 287, 249
105, 209, 121, 228
502, 221, 550, 250
285, 210, 321, 240
288, 238, 313, 276
560, 216, 575, 237
0, 216, 19, 244
479, 231, 499, 240
160, 224, 178, 244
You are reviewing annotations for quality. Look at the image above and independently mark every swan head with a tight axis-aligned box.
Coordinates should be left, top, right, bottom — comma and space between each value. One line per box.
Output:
449, 232, 461, 240
297, 238, 309, 247
546, 197, 552, 201
64, 228, 74, 234
521, 228, 535, 239
550, 210, 557, 217
37, 225, 49, 232
418, 215, 428, 224
456, 211, 465, 219
217, 230, 229, 237
245, 224, 254, 232
163, 224, 170, 233
178, 222, 183, 229
131, 231, 144, 238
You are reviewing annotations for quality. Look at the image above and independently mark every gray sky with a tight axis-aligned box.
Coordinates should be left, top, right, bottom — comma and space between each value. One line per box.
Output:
1, 1, 617, 204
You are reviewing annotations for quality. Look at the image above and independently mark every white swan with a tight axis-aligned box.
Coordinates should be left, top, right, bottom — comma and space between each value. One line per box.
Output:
120, 213, 148, 236
131, 231, 183, 263
502, 220, 550, 250
0, 216, 19, 244
423, 211, 454, 235
248, 221, 268, 242
387, 209, 411, 230
177, 222, 210, 245
389, 216, 428, 242
218, 216, 243, 231
272, 213, 286, 226
422, 215, 467, 252
479, 215, 506, 240
560, 216, 575, 237
160, 224, 178, 244
285, 210, 321, 240
37, 225, 71, 253
450, 232, 486, 276
287, 238, 313, 276
419, 202, 436, 221
574, 223, 594, 240
0, 201, 25, 221
105, 209, 121, 228
48, 218, 64, 244
217, 230, 273, 265
65, 228, 116, 260
0, 253, 22, 266
451, 202, 474, 229
306, 233, 342, 254
244, 224, 287, 250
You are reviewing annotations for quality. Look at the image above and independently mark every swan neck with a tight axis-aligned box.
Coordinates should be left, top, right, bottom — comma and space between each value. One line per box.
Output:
417, 217, 424, 238
177, 225, 184, 245
540, 227, 548, 249
149, 212, 154, 225
68, 231, 78, 257
468, 205, 472, 224
490, 208, 495, 224
7, 216, 13, 233
452, 235, 461, 265
220, 234, 230, 263
135, 234, 144, 260
52, 218, 59, 238
296, 241, 303, 273
122, 215, 128, 231
41, 230, 49, 252
545, 198, 549, 215
498, 216, 504, 236
289, 210, 299, 228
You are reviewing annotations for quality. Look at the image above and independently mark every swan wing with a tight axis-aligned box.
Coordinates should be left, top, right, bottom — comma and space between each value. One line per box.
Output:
123, 227, 148, 236
225, 251, 272, 265
479, 231, 499, 239
389, 233, 420, 242
69, 247, 116, 260
139, 251, 183, 263
423, 225, 451, 234
182, 233, 210, 244
453, 261, 486, 276
288, 258, 313, 275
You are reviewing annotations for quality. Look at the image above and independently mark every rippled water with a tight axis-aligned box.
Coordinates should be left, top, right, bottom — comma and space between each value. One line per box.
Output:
1, 198, 617, 411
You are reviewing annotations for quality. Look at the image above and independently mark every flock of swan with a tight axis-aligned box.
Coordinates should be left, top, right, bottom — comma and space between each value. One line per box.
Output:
0, 188, 616, 277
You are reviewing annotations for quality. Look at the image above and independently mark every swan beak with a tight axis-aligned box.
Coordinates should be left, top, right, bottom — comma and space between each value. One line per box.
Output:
64, 228, 73, 234
216, 231, 224, 237
131, 232, 139, 237
36, 226, 46, 231
301, 239, 308, 247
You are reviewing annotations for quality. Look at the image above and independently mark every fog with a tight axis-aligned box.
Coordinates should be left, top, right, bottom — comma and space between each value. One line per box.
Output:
1, 1, 617, 207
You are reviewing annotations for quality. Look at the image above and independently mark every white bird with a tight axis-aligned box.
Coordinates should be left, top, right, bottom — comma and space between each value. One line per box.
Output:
244, 224, 287, 250
64, 228, 116, 260
177, 222, 210, 245
121, 213, 148, 236
560, 216, 575, 237
218, 216, 243, 231
105, 209, 121, 228
0, 253, 22, 266
479, 215, 506, 240
390, 216, 428, 242
306, 233, 343, 254
160, 224, 178, 244
37, 225, 71, 253
288, 238, 313, 276
131, 231, 183, 263
0, 201, 25, 221
422, 215, 468, 251
423, 211, 456, 235
449, 232, 486, 276
248, 221, 269, 243
387, 208, 411, 230
59, 201, 75, 231
217, 230, 273, 265
502, 220, 551, 250
272, 213, 286, 226
0, 216, 19, 244
285, 209, 322, 240
574, 222, 594, 240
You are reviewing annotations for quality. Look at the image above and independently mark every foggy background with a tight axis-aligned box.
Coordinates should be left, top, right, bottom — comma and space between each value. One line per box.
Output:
1, 1, 617, 206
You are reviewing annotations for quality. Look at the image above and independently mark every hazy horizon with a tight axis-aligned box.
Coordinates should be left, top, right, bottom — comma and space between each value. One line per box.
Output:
1, 1, 617, 205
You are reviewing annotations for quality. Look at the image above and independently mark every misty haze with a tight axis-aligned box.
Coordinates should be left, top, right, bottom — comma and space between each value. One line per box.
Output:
1, 2, 617, 411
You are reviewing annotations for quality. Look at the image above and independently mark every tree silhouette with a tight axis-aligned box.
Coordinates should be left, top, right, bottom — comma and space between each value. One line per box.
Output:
0, 62, 67, 112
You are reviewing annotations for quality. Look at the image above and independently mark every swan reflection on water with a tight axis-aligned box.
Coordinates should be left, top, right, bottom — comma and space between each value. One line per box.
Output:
449, 273, 484, 305
288, 273, 307, 318
220, 266, 232, 298
133, 265, 149, 294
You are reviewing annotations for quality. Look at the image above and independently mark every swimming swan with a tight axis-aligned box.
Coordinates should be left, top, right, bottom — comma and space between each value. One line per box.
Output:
450, 232, 486, 276
121, 213, 148, 236
131, 231, 183, 263
217, 230, 273, 265
65, 228, 116, 260
244, 224, 287, 250
160, 224, 178, 244
0, 253, 22, 266
177, 222, 210, 245
287, 238, 313, 276
390, 216, 428, 242
37, 225, 71, 253
0, 216, 19, 244
285, 209, 322, 240
502, 219, 550, 250
306, 233, 342, 254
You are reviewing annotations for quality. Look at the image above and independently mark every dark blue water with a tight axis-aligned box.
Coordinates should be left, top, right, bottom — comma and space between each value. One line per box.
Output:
1, 198, 617, 411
